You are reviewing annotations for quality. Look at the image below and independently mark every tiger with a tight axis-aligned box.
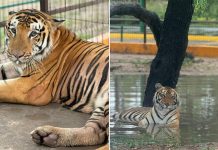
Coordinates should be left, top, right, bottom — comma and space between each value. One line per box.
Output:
114, 83, 180, 127
0, 9, 109, 148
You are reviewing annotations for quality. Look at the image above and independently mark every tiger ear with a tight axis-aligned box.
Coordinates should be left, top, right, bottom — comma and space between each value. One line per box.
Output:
155, 83, 163, 90
52, 18, 65, 26
9, 11, 17, 15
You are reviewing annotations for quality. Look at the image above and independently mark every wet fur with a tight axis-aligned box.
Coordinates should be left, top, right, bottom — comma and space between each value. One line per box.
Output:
115, 83, 180, 127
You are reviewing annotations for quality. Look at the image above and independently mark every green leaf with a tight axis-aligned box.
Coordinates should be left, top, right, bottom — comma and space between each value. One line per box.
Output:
194, 0, 208, 13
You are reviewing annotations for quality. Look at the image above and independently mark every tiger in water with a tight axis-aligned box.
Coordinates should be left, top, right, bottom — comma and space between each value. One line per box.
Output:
1, 9, 109, 148
114, 83, 180, 127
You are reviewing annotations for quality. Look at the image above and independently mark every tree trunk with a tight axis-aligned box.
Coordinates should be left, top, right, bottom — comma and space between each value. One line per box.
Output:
144, 0, 194, 106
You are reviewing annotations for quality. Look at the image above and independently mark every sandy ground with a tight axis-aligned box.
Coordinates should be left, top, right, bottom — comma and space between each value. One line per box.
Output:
0, 103, 101, 150
110, 53, 218, 76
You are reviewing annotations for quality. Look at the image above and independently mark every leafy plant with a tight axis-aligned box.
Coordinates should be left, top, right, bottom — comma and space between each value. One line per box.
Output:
194, 0, 208, 13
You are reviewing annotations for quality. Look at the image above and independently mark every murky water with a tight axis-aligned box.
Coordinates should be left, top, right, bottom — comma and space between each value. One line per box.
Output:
110, 74, 218, 149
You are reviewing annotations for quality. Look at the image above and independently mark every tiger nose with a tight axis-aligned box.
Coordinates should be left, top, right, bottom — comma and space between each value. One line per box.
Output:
13, 51, 25, 59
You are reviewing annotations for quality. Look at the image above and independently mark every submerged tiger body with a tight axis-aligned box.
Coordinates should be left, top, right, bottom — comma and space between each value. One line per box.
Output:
115, 83, 180, 127
0, 9, 109, 147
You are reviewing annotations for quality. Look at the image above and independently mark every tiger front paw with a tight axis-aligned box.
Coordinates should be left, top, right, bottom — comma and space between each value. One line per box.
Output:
31, 125, 59, 147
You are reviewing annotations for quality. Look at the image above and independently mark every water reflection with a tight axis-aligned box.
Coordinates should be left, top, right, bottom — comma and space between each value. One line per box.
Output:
110, 74, 218, 147
112, 121, 180, 142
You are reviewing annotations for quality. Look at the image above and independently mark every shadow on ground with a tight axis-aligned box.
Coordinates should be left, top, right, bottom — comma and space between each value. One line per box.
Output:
0, 103, 100, 150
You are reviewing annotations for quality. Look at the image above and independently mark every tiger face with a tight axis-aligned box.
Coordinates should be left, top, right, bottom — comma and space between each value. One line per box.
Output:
5, 9, 62, 71
153, 83, 179, 110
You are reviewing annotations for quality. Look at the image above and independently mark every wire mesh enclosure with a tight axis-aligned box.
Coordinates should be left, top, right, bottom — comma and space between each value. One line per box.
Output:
47, 0, 109, 43
0, 0, 109, 59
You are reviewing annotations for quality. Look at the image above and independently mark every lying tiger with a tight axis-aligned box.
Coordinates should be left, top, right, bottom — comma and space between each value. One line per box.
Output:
114, 83, 180, 127
1, 9, 109, 148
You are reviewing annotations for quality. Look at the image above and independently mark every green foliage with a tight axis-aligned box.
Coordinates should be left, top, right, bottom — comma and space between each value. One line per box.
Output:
194, 0, 208, 14
146, 0, 168, 19
146, 0, 218, 21
192, 0, 218, 21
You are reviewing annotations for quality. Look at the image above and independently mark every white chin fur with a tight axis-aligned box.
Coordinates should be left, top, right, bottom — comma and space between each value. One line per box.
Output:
14, 63, 25, 76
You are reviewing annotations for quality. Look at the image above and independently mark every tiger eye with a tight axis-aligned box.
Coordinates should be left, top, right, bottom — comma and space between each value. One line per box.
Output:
30, 31, 38, 37
160, 93, 165, 97
11, 28, 16, 34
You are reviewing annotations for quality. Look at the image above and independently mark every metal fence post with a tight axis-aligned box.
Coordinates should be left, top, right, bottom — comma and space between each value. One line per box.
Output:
144, 0, 146, 43
139, 0, 144, 32
40, 0, 48, 13
139, 0, 146, 43
121, 25, 124, 42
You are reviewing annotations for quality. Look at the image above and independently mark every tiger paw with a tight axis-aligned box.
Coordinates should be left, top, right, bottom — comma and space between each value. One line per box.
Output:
31, 125, 59, 147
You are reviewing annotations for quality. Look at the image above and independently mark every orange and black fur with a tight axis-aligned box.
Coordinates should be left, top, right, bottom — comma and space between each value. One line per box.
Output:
114, 83, 180, 127
1, 9, 109, 147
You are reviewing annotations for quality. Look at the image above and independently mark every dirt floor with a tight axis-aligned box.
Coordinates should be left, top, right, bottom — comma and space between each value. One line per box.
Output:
0, 103, 101, 150
110, 53, 218, 76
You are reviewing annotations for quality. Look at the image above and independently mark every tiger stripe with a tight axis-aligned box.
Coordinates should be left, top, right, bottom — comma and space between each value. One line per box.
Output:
114, 83, 180, 127
3, 9, 109, 147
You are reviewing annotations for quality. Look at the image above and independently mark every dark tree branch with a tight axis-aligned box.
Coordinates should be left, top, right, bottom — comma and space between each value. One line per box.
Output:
110, 4, 162, 47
